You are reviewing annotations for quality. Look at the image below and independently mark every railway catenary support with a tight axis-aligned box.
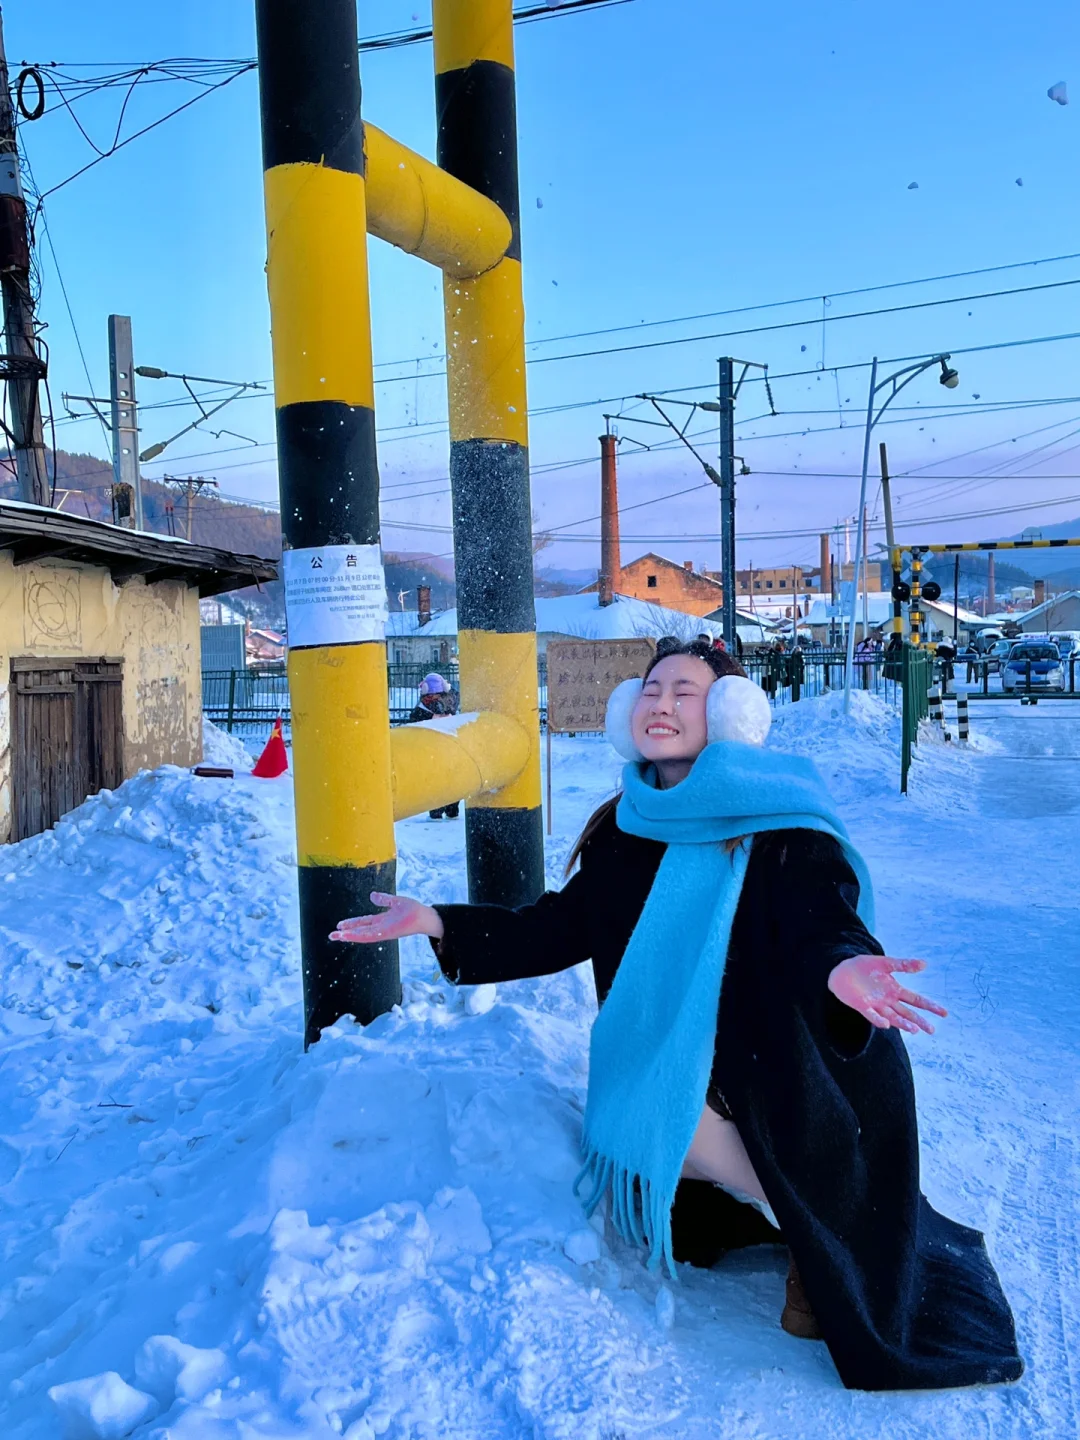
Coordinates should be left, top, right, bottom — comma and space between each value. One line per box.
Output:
435, 0, 545, 906
255, 0, 542, 1044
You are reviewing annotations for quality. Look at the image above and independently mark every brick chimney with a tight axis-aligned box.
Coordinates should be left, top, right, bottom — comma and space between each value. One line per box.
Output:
683, 559, 693, 571
1034, 579, 1046, 608
598, 433, 621, 606
417, 584, 432, 626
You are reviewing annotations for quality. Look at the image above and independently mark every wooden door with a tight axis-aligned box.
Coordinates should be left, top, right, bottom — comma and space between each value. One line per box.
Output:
10, 658, 124, 842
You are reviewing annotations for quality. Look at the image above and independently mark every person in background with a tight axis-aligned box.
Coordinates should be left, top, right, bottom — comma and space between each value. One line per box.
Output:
764, 639, 786, 697
883, 631, 904, 682
406, 673, 461, 820
787, 641, 805, 702
936, 637, 957, 689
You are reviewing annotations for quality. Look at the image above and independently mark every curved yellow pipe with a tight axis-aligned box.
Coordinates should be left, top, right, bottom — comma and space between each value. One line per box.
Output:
389, 710, 529, 821
364, 124, 512, 281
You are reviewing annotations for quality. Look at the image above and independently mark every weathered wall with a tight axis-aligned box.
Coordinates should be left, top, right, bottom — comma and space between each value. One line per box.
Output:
0, 553, 203, 842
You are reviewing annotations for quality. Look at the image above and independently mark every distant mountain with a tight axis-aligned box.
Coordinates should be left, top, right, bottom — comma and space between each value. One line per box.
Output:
5, 450, 593, 628
998, 518, 1080, 577
536, 565, 596, 592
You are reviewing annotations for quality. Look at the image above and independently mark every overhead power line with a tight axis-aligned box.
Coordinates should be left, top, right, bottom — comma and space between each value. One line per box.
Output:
382, 489, 1080, 544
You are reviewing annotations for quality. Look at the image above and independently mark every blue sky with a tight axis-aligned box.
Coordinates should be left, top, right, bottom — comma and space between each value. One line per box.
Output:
16, 0, 1080, 575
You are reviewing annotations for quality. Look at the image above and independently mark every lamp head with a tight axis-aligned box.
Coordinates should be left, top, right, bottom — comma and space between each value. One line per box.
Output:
939, 358, 960, 389
698, 400, 724, 413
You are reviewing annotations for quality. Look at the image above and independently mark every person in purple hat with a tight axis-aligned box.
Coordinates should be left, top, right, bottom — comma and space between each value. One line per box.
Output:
406, 673, 461, 819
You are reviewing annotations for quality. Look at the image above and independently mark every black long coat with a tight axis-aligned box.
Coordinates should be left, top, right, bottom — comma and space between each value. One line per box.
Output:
433, 806, 1022, 1392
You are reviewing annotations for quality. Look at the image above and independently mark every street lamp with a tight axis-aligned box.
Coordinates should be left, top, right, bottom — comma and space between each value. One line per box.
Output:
842, 353, 958, 713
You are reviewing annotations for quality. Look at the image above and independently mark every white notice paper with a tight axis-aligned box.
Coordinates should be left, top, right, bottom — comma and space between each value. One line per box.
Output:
282, 544, 388, 649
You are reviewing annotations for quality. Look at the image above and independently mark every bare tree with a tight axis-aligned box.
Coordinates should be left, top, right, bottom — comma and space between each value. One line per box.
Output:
531, 509, 554, 558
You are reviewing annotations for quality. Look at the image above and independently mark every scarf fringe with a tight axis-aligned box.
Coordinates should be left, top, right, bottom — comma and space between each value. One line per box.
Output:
574, 1140, 677, 1278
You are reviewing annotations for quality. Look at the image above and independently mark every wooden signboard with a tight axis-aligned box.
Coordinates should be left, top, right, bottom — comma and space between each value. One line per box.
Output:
544, 638, 655, 833
546, 638, 656, 733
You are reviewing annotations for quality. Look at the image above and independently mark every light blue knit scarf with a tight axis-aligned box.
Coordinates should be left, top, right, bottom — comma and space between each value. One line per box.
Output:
574, 740, 874, 1275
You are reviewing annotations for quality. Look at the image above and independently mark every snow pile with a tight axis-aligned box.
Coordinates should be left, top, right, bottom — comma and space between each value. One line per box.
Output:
201, 717, 255, 771
0, 704, 1072, 1436
767, 688, 901, 797
0, 765, 299, 1033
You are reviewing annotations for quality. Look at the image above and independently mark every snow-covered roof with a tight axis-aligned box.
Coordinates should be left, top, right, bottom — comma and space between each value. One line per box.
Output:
921, 597, 984, 627
804, 593, 894, 625
385, 593, 771, 644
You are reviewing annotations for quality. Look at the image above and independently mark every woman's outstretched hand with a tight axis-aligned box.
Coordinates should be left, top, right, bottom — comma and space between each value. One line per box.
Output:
827, 955, 947, 1035
330, 892, 445, 945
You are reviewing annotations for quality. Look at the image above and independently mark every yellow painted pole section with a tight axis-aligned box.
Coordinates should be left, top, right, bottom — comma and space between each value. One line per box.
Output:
289, 645, 395, 869
364, 125, 511, 280
455, 631, 542, 810
264, 163, 376, 410
389, 711, 529, 820
433, 0, 515, 74
444, 258, 528, 446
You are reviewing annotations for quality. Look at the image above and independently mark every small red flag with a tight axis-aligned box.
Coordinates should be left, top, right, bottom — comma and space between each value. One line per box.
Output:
252, 718, 289, 778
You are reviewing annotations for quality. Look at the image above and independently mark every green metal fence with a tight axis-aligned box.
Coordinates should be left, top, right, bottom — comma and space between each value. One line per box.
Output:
205, 652, 903, 736
202, 668, 290, 734
900, 644, 933, 794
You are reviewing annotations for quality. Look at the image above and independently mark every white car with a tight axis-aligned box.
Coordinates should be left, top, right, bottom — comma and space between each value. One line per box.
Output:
1001, 642, 1066, 694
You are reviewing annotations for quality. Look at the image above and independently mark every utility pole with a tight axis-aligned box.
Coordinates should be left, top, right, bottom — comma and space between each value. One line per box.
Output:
162, 474, 218, 541
109, 316, 144, 529
880, 443, 903, 645
869, 506, 875, 642
713, 356, 770, 648
0, 11, 48, 506
717, 357, 736, 648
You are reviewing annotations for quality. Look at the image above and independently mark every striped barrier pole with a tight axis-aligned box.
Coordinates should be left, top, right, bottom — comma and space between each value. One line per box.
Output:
957, 693, 969, 742
256, 0, 399, 1045
434, 0, 545, 906
928, 688, 943, 726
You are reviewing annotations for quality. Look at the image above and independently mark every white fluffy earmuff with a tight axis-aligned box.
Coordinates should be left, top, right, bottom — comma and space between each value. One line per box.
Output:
604, 671, 772, 761
604, 676, 645, 761
705, 674, 772, 747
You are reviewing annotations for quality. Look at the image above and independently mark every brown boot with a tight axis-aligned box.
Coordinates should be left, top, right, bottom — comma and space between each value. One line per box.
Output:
781, 1256, 823, 1340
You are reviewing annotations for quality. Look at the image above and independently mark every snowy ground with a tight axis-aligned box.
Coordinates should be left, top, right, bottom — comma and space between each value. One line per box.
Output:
1, 696, 1078, 1439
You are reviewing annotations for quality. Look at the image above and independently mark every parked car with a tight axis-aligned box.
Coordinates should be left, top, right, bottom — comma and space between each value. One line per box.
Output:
984, 637, 1013, 675
972, 630, 1004, 655
1001, 641, 1066, 694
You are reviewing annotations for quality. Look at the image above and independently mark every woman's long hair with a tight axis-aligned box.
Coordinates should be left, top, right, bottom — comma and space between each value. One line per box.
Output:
564, 639, 747, 876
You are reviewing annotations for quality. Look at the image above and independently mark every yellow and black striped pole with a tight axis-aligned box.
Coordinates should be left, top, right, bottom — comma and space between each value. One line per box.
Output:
434, 0, 544, 905
256, 0, 399, 1044
910, 549, 924, 648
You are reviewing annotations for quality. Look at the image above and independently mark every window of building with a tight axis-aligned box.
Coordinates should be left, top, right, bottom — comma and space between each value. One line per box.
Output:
766, 580, 773, 589
754, 581, 761, 589
431, 647, 441, 662
779, 579, 787, 588
646, 575, 657, 588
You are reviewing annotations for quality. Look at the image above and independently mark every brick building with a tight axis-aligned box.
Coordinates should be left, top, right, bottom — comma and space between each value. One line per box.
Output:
581, 552, 724, 619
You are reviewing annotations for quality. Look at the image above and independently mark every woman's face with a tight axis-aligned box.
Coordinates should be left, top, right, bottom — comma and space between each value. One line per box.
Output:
630, 655, 715, 765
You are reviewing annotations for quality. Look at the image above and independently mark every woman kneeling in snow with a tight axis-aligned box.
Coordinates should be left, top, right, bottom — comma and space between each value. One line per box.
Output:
331, 639, 1022, 1393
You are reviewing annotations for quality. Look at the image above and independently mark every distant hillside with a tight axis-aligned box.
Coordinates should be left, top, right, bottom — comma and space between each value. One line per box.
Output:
999, 519, 1080, 577
1, 448, 282, 560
